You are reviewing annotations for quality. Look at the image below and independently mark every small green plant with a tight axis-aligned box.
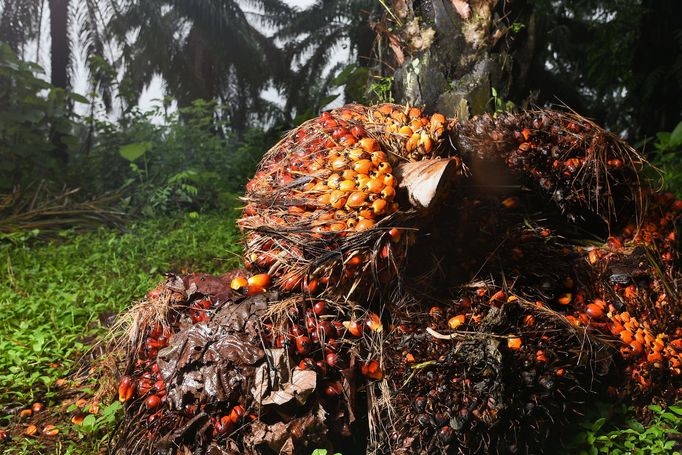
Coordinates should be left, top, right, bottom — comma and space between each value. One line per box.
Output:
367, 75, 395, 103
567, 402, 682, 454
490, 87, 516, 114
650, 120, 682, 196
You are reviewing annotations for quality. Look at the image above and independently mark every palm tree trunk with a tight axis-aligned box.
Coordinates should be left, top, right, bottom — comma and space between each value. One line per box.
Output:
386, 0, 534, 117
49, 0, 70, 89
48, 0, 70, 164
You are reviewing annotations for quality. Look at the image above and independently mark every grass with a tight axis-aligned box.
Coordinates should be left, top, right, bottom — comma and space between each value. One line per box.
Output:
0, 208, 242, 453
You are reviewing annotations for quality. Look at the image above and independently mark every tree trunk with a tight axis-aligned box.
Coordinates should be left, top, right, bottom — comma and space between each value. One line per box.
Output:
48, 0, 70, 165
49, 0, 70, 89
382, 0, 534, 118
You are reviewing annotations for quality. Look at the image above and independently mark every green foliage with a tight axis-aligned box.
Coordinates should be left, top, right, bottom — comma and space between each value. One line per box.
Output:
0, 42, 84, 189
490, 87, 516, 114
566, 402, 682, 455
0, 211, 242, 411
71, 99, 270, 217
367, 75, 395, 103
650, 120, 682, 195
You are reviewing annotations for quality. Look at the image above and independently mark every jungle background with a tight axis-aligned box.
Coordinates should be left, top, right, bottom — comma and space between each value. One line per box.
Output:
1, 0, 681, 453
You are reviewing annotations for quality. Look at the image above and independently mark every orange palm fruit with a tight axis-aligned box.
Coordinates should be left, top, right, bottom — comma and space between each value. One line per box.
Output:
380, 186, 396, 200
354, 159, 373, 175
330, 190, 347, 209
448, 315, 466, 329
347, 192, 368, 208
371, 151, 388, 165
342, 169, 357, 180
248, 274, 271, 288
383, 173, 395, 187
507, 337, 522, 350
339, 180, 356, 192
398, 125, 413, 136
365, 178, 384, 193
361, 360, 383, 380
327, 174, 341, 189
356, 219, 375, 231
372, 199, 388, 215
358, 137, 378, 153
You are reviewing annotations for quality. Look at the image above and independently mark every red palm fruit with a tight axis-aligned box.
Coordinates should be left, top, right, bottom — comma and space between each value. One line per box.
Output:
344, 320, 364, 337
340, 134, 357, 146
229, 405, 245, 424
245, 285, 266, 296
154, 380, 166, 393
248, 274, 271, 288
137, 378, 153, 395
303, 276, 319, 294
290, 324, 305, 337
351, 125, 366, 138
215, 416, 235, 435
280, 274, 303, 292
313, 300, 326, 315
326, 352, 341, 368
299, 358, 315, 370
118, 376, 135, 402
324, 381, 343, 396
295, 336, 312, 354
318, 321, 337, 338
145, 394, 161, 410
586, 303, 604, 319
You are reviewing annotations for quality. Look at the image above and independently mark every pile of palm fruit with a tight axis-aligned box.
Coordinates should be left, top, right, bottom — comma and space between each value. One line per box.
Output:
109, 103, 680, 454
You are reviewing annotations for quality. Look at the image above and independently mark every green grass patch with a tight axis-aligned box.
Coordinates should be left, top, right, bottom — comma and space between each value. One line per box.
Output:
0, 209, 242, 411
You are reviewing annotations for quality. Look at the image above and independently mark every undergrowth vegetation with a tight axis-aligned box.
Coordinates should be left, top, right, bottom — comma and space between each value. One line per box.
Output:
0, 211, 242, 417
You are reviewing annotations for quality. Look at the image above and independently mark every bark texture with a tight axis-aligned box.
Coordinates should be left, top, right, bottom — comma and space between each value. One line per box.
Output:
384, 0, 533, 117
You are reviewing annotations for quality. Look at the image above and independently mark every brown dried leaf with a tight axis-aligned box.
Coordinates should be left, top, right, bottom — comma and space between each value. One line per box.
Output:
261, 368, 316, 406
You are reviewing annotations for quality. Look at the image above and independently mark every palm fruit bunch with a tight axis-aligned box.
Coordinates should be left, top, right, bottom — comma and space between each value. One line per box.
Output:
371, 289, 612, 454
114, 270, 390, 454
238, 103, 459, 299
106, 103, 682, 455
562, 190, 682, 403
450, 109, 645, 226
